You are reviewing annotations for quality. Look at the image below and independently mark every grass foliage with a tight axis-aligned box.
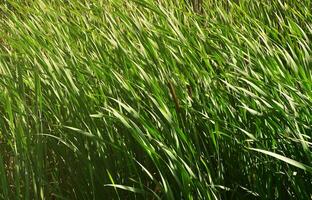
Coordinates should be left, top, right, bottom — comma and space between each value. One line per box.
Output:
0, 0, 312, 199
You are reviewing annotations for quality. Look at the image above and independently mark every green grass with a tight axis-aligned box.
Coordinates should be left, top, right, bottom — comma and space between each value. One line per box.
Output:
0, 0, 311, 199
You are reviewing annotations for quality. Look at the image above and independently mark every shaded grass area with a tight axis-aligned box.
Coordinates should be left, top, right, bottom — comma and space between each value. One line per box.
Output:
0, 0, 312, 199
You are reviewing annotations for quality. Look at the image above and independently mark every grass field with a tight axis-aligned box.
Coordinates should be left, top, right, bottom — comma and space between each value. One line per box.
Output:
0, 0, 312, 199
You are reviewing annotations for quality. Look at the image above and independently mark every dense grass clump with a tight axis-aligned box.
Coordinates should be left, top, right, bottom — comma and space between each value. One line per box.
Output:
0, 0, 312, 199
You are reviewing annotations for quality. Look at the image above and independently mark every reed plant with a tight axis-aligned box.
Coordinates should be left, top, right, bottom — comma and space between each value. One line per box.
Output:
0, 0, 311, 199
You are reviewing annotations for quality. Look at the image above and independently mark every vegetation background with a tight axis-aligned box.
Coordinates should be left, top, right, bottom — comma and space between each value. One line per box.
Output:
0, 0, 311, 199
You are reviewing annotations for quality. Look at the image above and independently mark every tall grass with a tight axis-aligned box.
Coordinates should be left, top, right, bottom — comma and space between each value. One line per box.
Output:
0, 0, 311, 199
